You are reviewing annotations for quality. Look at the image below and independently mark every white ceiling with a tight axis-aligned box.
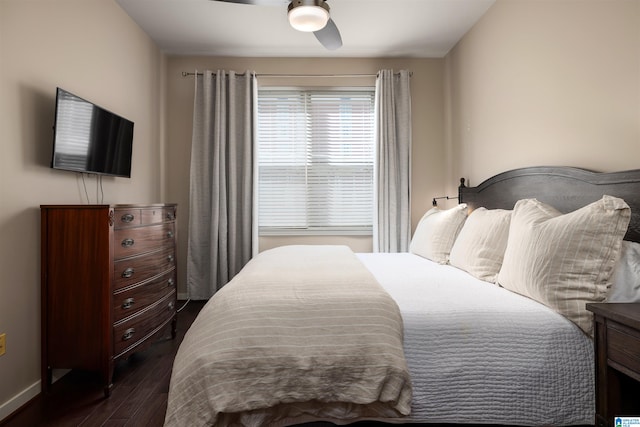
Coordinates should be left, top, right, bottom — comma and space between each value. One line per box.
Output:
115, 0, 495, 58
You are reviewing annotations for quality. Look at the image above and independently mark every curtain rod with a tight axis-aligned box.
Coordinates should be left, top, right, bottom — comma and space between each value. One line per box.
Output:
181, 71, 412, 78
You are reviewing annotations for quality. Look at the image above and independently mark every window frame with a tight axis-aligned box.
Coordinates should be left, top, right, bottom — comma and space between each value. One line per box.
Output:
257, 86, 376, 236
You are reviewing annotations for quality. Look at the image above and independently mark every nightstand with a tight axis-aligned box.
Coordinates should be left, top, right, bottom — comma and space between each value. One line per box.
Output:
586, 303, 640, 427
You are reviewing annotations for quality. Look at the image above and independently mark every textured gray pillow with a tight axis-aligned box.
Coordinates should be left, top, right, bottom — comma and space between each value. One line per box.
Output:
608, 240, 640, 302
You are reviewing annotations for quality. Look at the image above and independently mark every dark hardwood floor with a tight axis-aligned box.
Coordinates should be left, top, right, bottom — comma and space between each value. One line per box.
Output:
1, 301, 206, 427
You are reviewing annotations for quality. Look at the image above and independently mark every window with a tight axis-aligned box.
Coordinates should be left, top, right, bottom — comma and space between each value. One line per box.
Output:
257, 89, 375, 235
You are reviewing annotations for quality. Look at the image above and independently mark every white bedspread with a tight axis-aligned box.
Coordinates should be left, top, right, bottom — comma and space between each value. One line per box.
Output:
357, 253, 594, 426
165, 246, 411, 427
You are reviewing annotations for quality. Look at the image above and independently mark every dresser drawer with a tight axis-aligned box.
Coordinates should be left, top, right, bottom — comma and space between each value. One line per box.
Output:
141, 207, 176, 225
114, 208, 142, 228
114, 246, 176, 291
113, 269, 176, 322
114, 222, 175, 259
113, 290, 176, 357
607, 323, 640, 378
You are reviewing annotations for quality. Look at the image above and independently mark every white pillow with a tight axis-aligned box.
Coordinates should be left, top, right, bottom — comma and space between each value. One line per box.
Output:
449, 208, 512, 283
497, 196, 630, 336
608, 240, 640, 302
409, 204, 468, 264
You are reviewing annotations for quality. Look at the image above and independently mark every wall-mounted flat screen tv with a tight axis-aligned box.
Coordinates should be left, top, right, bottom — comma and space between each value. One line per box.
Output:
51, 87, 134, 178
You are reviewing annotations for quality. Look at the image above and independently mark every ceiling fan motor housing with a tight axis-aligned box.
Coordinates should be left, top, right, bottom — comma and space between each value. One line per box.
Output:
288, 0, 330, 32
288, 0, 330, 12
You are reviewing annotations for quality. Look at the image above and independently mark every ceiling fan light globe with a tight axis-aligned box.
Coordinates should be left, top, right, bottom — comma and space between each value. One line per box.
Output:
288, 5, 329, 32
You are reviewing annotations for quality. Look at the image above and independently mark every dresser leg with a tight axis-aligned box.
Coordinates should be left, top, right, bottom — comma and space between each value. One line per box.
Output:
103, 383, 113, 398
42, 366, 52, 393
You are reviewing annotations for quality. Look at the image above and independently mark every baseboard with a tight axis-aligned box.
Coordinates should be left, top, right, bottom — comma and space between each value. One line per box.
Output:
0, 380, 40, 423
0, 369, 70, 423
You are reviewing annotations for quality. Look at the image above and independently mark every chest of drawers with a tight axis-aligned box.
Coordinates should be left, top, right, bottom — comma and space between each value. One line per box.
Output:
40, 204, 177, 396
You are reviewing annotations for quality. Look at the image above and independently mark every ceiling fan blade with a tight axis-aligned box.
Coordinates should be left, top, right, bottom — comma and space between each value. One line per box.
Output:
314, 18, 342, 50
210, 0, 286, 6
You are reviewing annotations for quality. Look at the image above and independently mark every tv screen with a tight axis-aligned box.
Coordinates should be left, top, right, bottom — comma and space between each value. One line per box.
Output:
51, 88, 134, 178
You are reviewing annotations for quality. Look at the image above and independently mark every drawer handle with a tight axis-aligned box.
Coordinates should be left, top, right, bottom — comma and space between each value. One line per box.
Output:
121, 267, 135, 278
122, 328, 135, 341
121, 238, 135, 248
167, 231, 174, 238
167, 278, 175, 287
167, 254, 175, 263
122, 298, 135, 309
168, 302, 175, 311
121, 213, 135, 223
166, 213, 174, 221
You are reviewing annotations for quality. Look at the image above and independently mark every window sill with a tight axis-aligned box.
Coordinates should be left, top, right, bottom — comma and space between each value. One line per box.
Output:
259, 229, 372, 237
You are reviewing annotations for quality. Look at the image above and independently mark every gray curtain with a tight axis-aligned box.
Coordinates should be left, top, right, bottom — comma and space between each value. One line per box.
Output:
374, 69, 412, 253
187, 70, 257, 299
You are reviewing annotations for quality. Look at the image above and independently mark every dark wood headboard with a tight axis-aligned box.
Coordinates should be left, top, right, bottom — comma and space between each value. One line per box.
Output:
458, 166, 640, 243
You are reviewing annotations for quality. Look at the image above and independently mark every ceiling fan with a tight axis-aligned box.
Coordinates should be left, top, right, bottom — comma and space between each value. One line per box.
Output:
211, 0, 342, 50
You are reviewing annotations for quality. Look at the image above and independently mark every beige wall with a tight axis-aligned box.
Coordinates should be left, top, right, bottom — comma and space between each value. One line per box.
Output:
0, 0, 164, 417
445, 0, 640, 194
166, 56, 446, 297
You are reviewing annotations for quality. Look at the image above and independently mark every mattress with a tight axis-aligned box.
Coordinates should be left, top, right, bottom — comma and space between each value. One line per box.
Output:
357, 252, 594, 426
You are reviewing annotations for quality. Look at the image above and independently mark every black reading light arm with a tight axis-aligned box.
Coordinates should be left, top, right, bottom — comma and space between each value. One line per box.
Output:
432, 178, 466, 206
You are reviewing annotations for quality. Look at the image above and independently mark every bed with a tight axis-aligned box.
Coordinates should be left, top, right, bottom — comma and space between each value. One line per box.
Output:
165, 166, 640, 427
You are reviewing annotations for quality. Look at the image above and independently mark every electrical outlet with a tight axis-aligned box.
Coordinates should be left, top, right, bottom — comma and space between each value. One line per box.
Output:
0, 333, 5, 356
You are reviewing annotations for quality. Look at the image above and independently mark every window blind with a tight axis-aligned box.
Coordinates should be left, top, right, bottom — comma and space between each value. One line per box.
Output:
257, 89, 375, 234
